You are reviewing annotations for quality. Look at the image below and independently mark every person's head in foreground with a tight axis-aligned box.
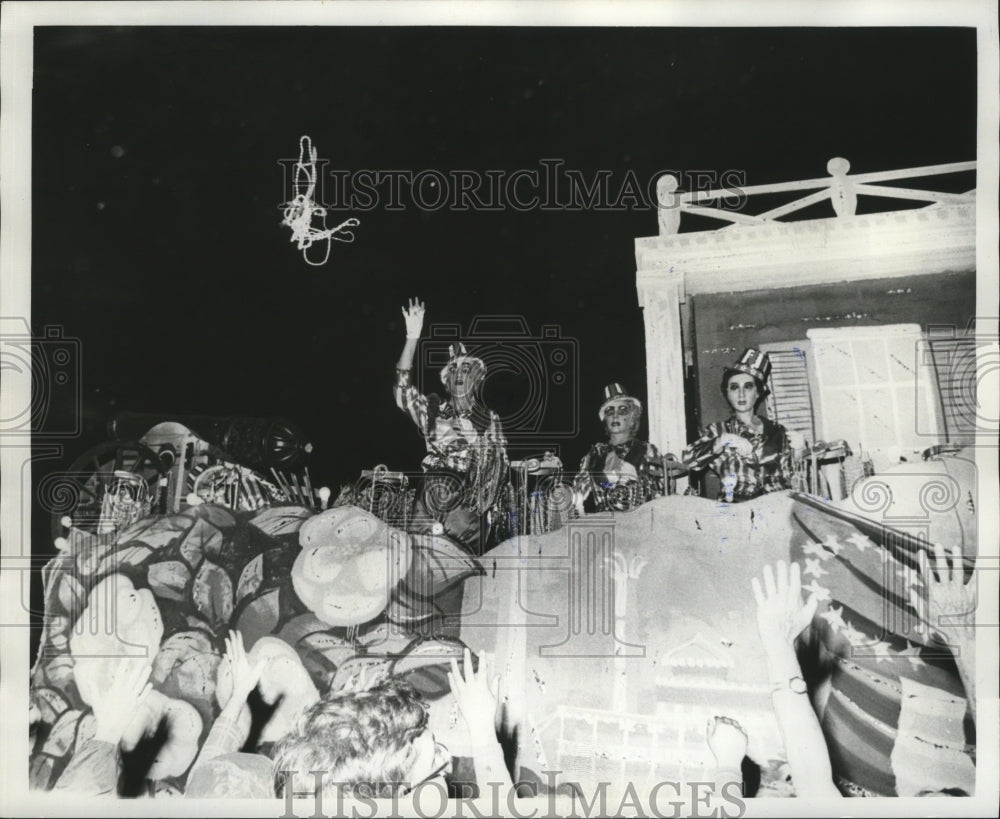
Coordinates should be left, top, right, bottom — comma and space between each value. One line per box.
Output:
271, 679, 450, 799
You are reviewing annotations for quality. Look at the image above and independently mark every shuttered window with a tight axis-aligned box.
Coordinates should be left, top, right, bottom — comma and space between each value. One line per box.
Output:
925, 335, 979, 445
759, 342, 817, 440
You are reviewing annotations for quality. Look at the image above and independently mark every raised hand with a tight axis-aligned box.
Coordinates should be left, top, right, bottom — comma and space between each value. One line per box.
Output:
92, 658, 154, 745
910, 543, 976, 638
447, 648, 500, 741
401, 298, 426, 340
706, 715, 749, 769
751, 561, 818, 651
223, 630, 265, 705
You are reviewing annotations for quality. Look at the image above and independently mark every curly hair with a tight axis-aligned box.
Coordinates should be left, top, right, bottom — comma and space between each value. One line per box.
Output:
271, 679, 430, 799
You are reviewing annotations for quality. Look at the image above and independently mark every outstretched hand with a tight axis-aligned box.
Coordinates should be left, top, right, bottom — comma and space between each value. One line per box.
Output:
751, 561, 818, 652
706, 715, 749, 769
223, 630, 265, 705
402, 298, 426, 339
910, 543, 976, 638
92, 658, 154, 745
448, 648, 500, 742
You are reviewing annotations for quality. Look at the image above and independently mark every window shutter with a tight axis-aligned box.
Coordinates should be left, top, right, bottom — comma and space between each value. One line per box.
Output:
926, 336, 978, 445
760, 344, 817, 440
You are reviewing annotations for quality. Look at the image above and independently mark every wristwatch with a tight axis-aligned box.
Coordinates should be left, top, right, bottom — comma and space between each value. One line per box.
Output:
771, 675, 808, 695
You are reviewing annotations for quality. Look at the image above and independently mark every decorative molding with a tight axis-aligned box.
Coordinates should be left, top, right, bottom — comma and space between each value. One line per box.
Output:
636, 202, 974, 296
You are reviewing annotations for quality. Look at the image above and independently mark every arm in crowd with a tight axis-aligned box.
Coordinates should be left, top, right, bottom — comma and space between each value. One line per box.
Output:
706, 715, 747, 797
449, 649, 513, 796
751, 561, 841, 799
54, 659, 153, 796
187, 631, 264, 783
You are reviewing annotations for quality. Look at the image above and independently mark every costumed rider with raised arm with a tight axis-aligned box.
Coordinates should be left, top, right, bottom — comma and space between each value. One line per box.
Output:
571, 383, 666, 514
394, 298, 509, 556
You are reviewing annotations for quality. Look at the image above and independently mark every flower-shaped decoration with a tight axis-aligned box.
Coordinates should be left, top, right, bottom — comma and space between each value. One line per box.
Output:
292, 506, 412, 627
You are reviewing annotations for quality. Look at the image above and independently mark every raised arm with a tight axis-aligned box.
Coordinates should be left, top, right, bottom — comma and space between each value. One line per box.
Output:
394, 298, 433, 432
911, 543, 977, 720
188, 631, 265, 782
751, 561, 841, 799
54, 659, 153, 795
396, 298, 425, 372
448, 649, 513, 796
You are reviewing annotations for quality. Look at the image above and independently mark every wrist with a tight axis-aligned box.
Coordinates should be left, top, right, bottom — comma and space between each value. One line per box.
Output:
467, 722, 500, 747
763, 648, 801, 683
93, 727, 123, 745
714, 766, 743, 783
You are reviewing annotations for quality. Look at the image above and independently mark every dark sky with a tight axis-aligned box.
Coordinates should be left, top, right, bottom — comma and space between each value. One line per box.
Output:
31, 25, 978, 489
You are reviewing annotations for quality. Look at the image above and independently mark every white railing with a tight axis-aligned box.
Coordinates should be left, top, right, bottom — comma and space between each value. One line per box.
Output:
655, 158, 976, 236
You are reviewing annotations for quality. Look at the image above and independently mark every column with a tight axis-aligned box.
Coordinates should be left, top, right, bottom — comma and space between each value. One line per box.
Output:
639, 282, 687, 459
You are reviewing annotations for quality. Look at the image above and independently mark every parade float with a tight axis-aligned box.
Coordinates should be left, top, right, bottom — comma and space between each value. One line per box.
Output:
28, 407, 977, 799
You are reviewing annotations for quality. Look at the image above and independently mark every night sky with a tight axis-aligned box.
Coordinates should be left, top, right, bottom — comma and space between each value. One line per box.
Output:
30, 25, 977, 505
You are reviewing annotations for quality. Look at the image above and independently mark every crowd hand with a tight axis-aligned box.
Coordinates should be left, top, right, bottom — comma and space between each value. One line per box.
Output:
448, 648, 501, 741
223, 630, 266, 705
714, 433, 754, 458
751, 561, 818, 652
402, 297, 426, 339
706, 715, 749, 769
909, 543, 976, 638
92, 658, 154, 745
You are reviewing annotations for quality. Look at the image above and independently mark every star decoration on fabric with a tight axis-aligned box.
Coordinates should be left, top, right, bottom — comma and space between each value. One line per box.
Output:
878, 548, 893, 565
803, 558, 829, 580
840, 622, 869, 646
868, 640, 895, 664
802, 581, 831, 603
800, 541, 835, 561
819, 605, 846, 631
821, 536, 844, 556
897, 641, 925, 667
847, 532, 874, 552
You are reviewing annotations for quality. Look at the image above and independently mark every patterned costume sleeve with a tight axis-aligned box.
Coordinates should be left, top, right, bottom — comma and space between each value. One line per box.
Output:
682, 422, 722, 468
760, 423, 793, 493
394, 367, 429, 432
